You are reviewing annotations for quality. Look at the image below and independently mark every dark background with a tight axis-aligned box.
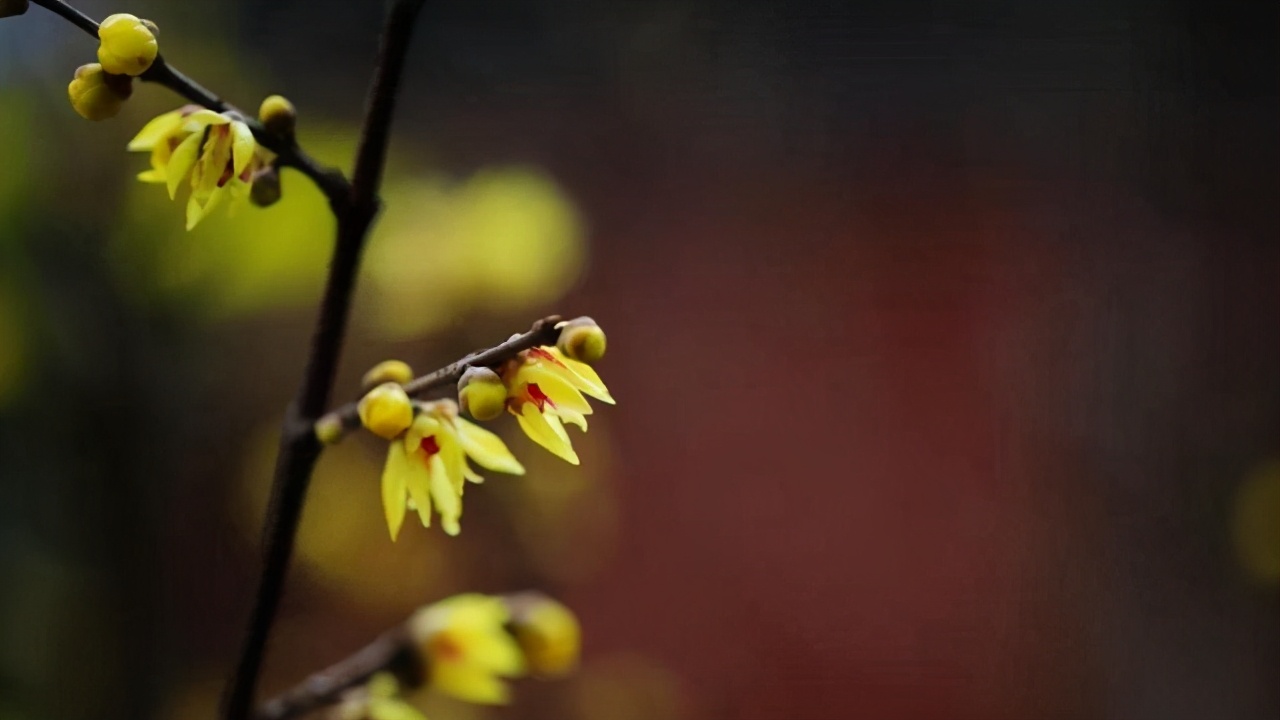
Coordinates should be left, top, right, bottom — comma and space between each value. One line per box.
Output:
1, 0, 1277, 718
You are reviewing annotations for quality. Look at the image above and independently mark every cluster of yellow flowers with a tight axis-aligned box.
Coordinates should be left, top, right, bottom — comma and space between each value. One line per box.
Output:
357, 317, 613, 541
65, 13, 294, 228
336, 593, 581, 718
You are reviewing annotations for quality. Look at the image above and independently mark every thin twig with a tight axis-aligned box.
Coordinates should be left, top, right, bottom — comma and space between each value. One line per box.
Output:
220, 2, 431, 719
27, 0, 350, 205
321, 315, 564, 438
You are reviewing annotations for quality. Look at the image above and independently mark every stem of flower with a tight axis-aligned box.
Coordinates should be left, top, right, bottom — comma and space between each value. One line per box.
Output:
219, 2, 430, 719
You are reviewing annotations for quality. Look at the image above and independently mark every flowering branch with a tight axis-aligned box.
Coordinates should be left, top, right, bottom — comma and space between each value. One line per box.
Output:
315, 315, 564, 441
27, 0, 349, 204
254, 592, 574, 720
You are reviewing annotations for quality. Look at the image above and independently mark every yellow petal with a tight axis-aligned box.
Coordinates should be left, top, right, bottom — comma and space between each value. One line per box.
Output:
137, 169, 166, 183
463, 466, 485, 484
431, 661, 511, 705
166, 132, 202, 199
182, 108, 229, 132
556, 351, 615, 404
230, 121, 255, 176
428, 454, 461, 536
466, 628, 527, 677
406, 414, 442, 450
407, 452, 434, 530
455, 418, 525, 475
554, 406, 588, 432
521, 365, 593, 414
381, 443, 410, 541
127, 109, 185, 151
440, 428, 467, 496
368, 698, 428, 720
516, 404, 578, 464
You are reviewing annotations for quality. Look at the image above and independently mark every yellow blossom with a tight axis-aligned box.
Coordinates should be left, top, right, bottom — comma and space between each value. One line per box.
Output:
381, 400, 524, 540
335, 672, 427, 720
359, 382, 415, 440
410, 594, 526, 705
97, 13, 158, 76
127, 108, 270, 229
502, 347, 613, 464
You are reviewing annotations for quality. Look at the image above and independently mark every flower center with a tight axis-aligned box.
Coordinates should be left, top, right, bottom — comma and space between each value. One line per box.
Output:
419, 435, 441, 457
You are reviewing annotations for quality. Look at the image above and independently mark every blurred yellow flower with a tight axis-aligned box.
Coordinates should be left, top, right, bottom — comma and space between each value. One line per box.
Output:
502, 347, 614, 465
410, 594, 526, 705
381, 400, 524, 540
508, 594, 582, 677
128, 108, 269, 229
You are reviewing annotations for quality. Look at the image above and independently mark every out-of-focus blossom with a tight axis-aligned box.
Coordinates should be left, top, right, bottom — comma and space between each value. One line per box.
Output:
410, 594, 526, 705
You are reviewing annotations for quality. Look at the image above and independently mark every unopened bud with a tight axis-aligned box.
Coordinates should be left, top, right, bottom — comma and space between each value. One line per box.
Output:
358, 383, 414, 440
361, 360, 414, 391
556, 316, 606, 364
506, 593, 581, 677
97, 13, 158, 76
458, 366, 506, 421
0, 0, 30, 19
314, 414, 344, 445
67, 64, 131, 121
258, 94, 296, 136
249, 166, 282, 207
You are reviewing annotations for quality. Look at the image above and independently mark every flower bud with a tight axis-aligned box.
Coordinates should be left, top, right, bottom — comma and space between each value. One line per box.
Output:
361, 360, 414, 392
458, 366, 506, 421
67, 63, 131, 121
506, 593, 581, 677
556, 316, 606, 364
97, 13, 158, 76
0, 0, 30, 19
249, 166, 282, 208
258, 94, 297, 136
314, 413, 345, 445
358, 383, 414, 440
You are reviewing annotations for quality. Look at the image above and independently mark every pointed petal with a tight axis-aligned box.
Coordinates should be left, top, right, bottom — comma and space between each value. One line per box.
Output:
516, 404, 579, 464
428, 454, 462, 536
455, 419, 525, 475
558, 351, 615, 404
137, 169, 166, 183
522, 366, 593, 414
440, 428, 467, 496
182, 109, 229, 132
166, 132, 202, 199
230, 121, 255, 176
431, 662, 510, 705
127, 110, 184, 151
468, 628, 527, 677
381, 444, 410, 541
556, 406, 589, 432
407, 453, 433, 529
463, 466, 485, 484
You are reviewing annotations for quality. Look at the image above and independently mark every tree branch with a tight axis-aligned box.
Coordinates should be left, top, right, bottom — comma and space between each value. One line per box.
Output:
27, 0, 350, 205
318, 315, 565, 440
220, 2, 431, 719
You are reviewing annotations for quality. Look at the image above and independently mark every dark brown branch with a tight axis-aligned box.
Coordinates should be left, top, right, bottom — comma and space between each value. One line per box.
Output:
253, 627, 423, 720
28, 0, 349, 205
319, 315, 564, 439
220, 2, 431, 719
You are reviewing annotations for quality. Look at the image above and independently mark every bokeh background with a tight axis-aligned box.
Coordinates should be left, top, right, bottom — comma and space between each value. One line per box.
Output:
1, 0, 1277, 719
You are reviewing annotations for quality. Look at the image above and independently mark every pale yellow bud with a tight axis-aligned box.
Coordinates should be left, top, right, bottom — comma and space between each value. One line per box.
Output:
557, 316, 606, 364
457, 366, 506, 421
258, 94, 297, 136
97, 13, 158, 76
506, 593, 581, 677
67, 63, 131, 121
314, 414, 344, 445
357, 383, 414, 440
361, 360, 414, 391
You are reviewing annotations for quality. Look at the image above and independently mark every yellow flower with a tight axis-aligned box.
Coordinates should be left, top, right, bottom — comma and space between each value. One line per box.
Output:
97, 13, 158, 76
335, 672, 427, 720
127, 108, 269, 229
502, 347, 614, 464
381, 400, 524, 540
410, 594, 526, 705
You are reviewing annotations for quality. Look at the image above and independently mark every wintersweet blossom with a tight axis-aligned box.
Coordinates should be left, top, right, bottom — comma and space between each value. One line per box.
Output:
410, 594, 526, 705
127, 107, 269, 229
96, 13, 157, 76
380, 400, 524, 539
502, 347, 613, 464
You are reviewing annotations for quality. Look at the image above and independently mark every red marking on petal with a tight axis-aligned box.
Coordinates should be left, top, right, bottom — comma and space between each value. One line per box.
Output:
218, 163, 234, 187
429, 633, 464, 662
525, 383, 555, 411
419, 435, 441, 457
529, 347, 565, 367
